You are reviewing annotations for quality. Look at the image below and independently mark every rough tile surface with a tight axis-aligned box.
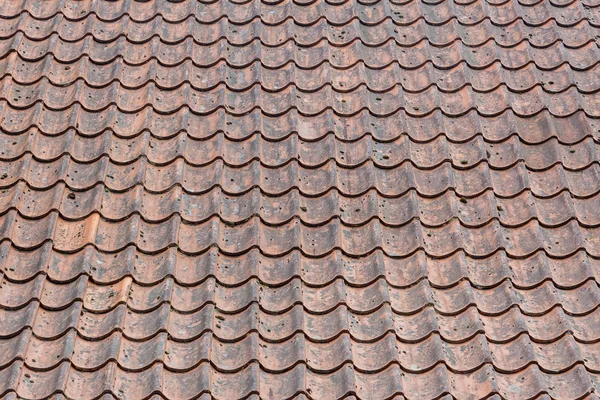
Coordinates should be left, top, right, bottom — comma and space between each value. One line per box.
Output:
1, 0, 600, 398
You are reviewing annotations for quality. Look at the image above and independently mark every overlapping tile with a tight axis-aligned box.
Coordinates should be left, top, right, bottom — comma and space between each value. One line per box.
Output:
1, 0, 600, 398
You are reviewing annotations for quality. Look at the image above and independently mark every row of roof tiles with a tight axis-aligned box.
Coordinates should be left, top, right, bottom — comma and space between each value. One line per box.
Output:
3, 107, 597, 143
5, 37, 600, 68
6, 184, 600, 228
2, 361, 597, 400
2, 243, 598, 288
4, 56, 600, 94
4, 156, 600, 197
3, 330, 599, 374
0, 0, 596, 25
2, 210, 600, 257
3, 16, 600, 46
3, 80, 600, 117
3, 271, 600, 315
3, 129, 600, 168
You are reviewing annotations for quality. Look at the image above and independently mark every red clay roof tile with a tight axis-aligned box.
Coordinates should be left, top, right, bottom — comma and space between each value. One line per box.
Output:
2, 0, 600, 398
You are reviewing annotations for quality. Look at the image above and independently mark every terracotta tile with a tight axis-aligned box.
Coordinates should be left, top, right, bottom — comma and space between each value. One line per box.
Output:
1, 0, 600, 398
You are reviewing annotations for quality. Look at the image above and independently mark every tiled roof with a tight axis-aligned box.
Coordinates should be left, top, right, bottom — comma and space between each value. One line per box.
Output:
1, 0, 600, 398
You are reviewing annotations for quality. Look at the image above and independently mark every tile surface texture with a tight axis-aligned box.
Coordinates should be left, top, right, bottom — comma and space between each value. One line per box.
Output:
1, 0, 600, 399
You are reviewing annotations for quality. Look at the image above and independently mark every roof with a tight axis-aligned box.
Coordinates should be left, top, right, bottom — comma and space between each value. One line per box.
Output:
1, 0, 600, 399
